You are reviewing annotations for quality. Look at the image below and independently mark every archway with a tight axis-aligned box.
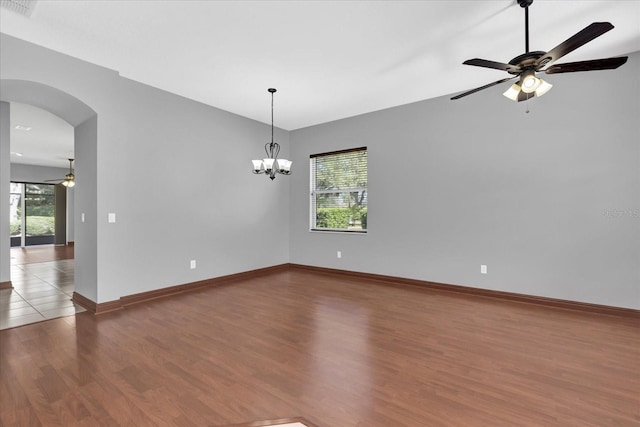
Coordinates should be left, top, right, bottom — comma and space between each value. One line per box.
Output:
1, 79, 98, 305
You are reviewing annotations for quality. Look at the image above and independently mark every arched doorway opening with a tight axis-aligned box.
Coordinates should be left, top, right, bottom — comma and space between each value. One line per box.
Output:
1, 79, 98, 326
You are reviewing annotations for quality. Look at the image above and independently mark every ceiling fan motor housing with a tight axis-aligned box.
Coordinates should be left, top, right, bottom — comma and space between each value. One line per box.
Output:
508, 51, 546, 73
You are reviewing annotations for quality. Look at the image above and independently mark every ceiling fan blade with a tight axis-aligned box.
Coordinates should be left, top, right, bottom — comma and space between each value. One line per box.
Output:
462, 58, 520, 73
451, 77, 516, 100
536, 22, 614, 68
543, 56, 628, 74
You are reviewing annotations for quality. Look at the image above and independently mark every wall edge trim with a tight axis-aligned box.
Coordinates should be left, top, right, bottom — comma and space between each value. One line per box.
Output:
76, 263, 639, 318
289, 264, 640, 318
83, 264, 290, 315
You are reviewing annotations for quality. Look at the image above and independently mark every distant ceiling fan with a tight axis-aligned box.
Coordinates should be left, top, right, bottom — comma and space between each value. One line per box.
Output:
451, 0, 628, 102
45, 158, 75, 188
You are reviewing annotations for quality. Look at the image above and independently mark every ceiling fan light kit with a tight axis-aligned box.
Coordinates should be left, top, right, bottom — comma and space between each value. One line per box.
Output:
520, 71, 542, 93
251, 88, 292, 181
45, 158, 75, 187
503, 83, 522, 102
61, 158, 75, 187
62, 174, 75, 187
503, 71, 553, 101
451, 0, 628, 102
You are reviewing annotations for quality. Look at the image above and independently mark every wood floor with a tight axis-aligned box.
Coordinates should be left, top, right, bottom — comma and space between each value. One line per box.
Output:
1, 268, 638, 426
10, 245, 75, 265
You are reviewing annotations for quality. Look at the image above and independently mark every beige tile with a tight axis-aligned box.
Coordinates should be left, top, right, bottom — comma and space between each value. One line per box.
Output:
0, 289, 15, 299
40, 305, 85, 319
26, 293, 71, 306
0, 312, 46, 330
1, 305, 39, 318
2, 299, 32, 310
2, 258, 75, 329
12, 283, 56, 292
6, 275, 35, 283
0, 290, 27, 302
33, 298, 75, 313
16, 288, 62, 299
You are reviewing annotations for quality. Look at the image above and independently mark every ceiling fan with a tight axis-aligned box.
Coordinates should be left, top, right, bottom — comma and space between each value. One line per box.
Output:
451, 0, 628, 102
45, 158, 75, 188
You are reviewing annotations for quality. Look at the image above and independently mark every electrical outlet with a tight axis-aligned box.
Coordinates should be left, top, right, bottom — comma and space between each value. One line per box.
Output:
337, 251, 342, 259
481, 265, 487, 274
190, 260, 196, 269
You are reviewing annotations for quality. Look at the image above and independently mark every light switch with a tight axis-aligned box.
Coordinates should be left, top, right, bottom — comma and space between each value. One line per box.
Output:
108, 213, 116, 223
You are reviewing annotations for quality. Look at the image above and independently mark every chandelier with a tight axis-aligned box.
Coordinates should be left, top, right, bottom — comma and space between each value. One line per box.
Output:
251, 88, 292, 180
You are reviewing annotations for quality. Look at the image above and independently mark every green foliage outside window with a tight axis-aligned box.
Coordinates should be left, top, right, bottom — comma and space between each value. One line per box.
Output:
10, 220, 20, 236
10, 184, 56, 237
315, 207, 368, 229
10, 216, 54, 236
25, 204, 54, 217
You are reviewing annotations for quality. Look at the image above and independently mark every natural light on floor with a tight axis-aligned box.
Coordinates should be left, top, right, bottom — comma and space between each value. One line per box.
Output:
223, 422, 310, 427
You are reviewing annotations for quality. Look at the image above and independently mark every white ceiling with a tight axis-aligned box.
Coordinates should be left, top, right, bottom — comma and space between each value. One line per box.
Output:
9, 102, 74, 169
2, 0, 639, 167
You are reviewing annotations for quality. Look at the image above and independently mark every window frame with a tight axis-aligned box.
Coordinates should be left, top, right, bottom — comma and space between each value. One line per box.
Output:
309, 147, 368, 234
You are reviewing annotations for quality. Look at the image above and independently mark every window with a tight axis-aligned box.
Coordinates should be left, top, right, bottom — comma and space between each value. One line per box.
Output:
310, 147, 367, 232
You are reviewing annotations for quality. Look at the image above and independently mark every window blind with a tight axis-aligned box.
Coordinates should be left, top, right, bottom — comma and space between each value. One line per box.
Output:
310, 147, 367, 232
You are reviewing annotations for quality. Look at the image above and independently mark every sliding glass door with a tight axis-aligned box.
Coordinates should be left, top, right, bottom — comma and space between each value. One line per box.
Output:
9, 183, 23, 247
10, 183, 57, 247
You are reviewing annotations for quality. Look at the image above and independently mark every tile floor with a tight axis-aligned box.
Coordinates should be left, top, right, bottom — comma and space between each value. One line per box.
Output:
0, 259, 85, 330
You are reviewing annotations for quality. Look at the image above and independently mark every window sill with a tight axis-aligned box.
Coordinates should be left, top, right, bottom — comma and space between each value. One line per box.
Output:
309, 229, 367, 235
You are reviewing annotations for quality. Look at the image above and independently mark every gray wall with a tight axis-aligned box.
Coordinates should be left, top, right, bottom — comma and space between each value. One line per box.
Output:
74, 116, 98, 302
10, 163, 75, 242
0, 102, 9, 282
1, 33, 290, 303
2, 31, 637, 309
289, 52, 640, 310
96, 76, 290, 302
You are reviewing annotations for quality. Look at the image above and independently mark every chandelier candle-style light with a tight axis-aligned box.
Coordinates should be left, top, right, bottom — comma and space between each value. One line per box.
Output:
252, 88, 292, 180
